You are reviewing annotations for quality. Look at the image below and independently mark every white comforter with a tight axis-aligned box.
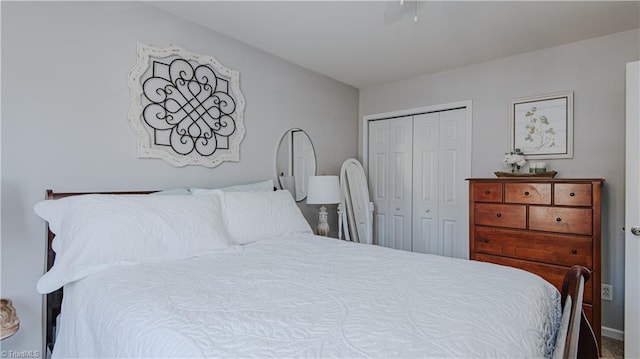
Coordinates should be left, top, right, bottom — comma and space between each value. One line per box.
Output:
54, 235, 561, 358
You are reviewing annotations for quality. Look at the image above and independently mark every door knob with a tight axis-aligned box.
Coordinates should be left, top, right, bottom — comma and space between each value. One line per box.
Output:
631, 226, 640, 236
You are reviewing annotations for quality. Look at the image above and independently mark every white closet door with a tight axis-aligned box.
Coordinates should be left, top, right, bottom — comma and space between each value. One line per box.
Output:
367, 108, 468, 256
412, 113, 439, 254
368, 117, 412, 250
368, 120, 390, 247
412, 109, 469, 258
389, 117, 413, 251
437, 109, 469, 258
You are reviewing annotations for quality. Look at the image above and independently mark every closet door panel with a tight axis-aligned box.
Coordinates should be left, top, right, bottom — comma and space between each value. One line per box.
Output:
374, 212, 387, 247
389, 117, 413, 250
391, 214, 409, 250
413, 113, 439, 254
413, 150, 437, 254
438, 109, 469, 258
442, 219, 457, 257
368, 117, 412, 250
368, 120, 390, 247
414, 217, 434, 253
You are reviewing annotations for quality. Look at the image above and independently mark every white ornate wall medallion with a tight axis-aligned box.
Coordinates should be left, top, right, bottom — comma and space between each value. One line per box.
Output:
128, 43, 245, 167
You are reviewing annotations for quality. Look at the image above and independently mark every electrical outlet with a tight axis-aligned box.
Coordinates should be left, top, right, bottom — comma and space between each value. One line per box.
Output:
602, 284, 613, 301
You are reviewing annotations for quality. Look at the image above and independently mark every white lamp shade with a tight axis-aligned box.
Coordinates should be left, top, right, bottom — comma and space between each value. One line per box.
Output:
306, 176, 341, 204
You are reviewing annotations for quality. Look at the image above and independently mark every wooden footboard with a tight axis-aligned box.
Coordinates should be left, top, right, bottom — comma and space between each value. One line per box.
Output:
555, 265, 599, 359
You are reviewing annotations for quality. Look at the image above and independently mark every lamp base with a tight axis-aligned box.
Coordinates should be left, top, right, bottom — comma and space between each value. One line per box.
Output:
316, 204, 330, 236
0, 299, 19, 340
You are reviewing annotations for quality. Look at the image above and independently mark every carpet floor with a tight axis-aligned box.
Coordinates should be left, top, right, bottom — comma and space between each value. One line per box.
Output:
601, 337, 624, 359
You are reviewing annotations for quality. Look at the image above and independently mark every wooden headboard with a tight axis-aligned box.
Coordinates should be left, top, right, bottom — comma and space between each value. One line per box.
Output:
44, 189, 156, 352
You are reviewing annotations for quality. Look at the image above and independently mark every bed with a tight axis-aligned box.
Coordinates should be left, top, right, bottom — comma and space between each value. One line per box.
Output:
37, 188, 597, 358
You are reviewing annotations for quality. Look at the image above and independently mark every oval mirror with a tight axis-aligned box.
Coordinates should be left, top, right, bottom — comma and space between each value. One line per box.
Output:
275, 129, 316, 202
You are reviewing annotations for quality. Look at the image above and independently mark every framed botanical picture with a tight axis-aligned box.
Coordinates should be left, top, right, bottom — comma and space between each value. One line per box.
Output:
509, 91, 574, 159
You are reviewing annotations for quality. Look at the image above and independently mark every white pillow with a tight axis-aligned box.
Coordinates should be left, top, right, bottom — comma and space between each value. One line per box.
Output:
196, 190, 312, 244
34, 193, 232, 294
190, 179, 274, 194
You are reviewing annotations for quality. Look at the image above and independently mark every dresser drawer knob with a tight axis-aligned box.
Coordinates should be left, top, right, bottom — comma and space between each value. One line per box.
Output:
483, 239, 490, 243
496, 213, 502, 218
524, 191, 530, 196
571, 249, 578, 254
485, 190, 491, 195
570, 192, 575, 197
556, 217, 562, 222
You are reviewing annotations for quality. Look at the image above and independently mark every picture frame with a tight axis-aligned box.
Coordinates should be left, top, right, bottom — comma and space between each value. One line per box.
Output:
509, 91, 573, 159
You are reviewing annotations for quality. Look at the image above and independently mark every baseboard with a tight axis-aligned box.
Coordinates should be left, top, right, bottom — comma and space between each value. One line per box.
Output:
602, 326, 624, 341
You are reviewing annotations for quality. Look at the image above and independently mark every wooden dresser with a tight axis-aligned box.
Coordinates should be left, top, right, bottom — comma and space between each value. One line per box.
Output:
468, 178, 603, 349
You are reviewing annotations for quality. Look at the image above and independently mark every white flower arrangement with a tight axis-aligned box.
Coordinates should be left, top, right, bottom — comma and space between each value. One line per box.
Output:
503, 149, 527, 173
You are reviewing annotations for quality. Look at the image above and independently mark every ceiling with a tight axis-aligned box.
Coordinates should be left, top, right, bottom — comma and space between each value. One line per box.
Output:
152, 1, 640, 89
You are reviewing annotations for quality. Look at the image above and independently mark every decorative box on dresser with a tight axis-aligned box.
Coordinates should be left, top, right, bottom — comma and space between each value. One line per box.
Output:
467, 178, 604, 350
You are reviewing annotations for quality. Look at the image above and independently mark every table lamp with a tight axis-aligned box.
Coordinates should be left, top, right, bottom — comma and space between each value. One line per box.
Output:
306, 175, 341, 236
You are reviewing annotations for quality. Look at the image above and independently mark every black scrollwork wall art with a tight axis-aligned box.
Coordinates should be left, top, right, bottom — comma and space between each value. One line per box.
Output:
128, 43, 245, 167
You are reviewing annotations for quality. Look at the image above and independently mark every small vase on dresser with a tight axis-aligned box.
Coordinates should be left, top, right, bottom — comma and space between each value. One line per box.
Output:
467, 177, 604, 351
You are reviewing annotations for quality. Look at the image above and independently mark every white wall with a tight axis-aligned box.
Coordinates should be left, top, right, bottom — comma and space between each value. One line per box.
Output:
0, 2, 358, 353
360, 29, 640, 333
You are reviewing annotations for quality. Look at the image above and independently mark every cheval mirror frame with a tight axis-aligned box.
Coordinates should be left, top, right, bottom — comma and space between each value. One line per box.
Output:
338, 159, 374, 244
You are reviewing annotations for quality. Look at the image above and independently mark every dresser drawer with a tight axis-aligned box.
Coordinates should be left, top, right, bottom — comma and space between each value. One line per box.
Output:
473, 182, 502, 202
474, 203, 526, 229
529, 207, 592, 235
554, 183, 592, 206
505, 183, 551, 204
474, 254, 593, 303
474, 227, 592, 267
